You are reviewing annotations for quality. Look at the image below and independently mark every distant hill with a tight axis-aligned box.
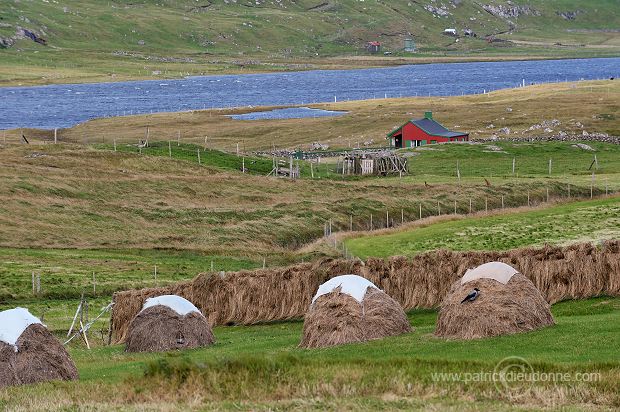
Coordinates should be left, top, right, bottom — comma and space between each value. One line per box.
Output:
0, 0, 619, 85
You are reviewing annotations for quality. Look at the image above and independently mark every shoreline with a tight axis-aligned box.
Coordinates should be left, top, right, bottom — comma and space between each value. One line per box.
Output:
1, 53, 618, 89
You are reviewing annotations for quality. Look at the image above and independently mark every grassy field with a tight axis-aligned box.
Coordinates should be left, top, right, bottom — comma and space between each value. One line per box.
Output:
9, 79, 619, 150
344, 196, 620, 259
0, 138, 617, 305
1, 79, 619, 409
1, 0, 620, 86
0, 297, 618, 410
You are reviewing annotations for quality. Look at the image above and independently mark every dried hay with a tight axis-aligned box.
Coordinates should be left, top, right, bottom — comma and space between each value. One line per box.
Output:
0, 324, 78, 387
125, 305, 214, 353
299, 287, 411, 348
435, 273, 555, 339
111, 281, 194, 344
111, 241, 620, 344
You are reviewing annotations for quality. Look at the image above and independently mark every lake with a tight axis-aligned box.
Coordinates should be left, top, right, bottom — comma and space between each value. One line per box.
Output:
1, 57, 618, 130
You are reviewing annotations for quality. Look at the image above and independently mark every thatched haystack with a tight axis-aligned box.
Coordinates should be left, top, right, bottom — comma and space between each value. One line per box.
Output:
125, 295, 214, 352
300, 275, 411, 348
0, 308, 78, 388
435, 262, 555, 339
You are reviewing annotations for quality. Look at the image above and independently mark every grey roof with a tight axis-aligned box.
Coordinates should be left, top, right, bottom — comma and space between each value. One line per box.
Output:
411, 118, 468, 138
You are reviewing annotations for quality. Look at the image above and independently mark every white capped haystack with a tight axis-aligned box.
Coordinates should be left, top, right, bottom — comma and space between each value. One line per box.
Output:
436, 262, 555, 339
0, 308, 78, 387
125, 295, 215, 352
300, 275, 411, 348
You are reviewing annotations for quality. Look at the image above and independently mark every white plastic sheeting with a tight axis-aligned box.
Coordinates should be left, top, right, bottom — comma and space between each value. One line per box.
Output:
312, 275, 378, 304
461, 262, 519, 285
0, 308, 43, 349
141, 295, 202, 316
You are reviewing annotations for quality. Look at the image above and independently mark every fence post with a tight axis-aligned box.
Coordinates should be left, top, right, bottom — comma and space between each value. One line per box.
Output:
501, 195, 504, 209
485, 198, 488, 213
419, 204, 422, 219
454, 200, 457, 215
548, 158, 552, 175
386, 209, 389, 228
527, 191, 530, 206
469, 198, 472, 213
370, 213, 373, 230
437, 201, 441, 216
168, 141, 172, 157
546, 187, 549, 203
350, 215, 353, 231
197, 149, 201, 164
92, 272, 96, 296
401, 208, 404, 224
113, 139, 117, 152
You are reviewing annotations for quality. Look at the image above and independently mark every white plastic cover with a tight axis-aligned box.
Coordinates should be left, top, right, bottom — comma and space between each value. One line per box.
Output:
141, 295, 202, 316
0, 307, 43, 348
312, 274, 378, 304
461, 261, 519, 285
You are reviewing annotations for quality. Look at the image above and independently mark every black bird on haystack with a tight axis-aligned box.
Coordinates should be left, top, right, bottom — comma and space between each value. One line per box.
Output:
461, 288, 480, 303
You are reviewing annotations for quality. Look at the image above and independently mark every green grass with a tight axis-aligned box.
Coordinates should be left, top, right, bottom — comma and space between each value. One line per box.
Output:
0, 248, 265, 302
99, 141, 342, 179
345, 196, 620, 259
0, 297, 618, 410
403, 141, 620, 178
1, 0, 620, 86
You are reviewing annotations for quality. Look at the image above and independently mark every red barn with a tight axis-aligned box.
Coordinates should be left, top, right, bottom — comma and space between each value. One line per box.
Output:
386, 112, 469, 148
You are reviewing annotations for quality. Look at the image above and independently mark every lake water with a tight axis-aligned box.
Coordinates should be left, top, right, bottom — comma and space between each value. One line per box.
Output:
228, 107, 347, 120
1, 57, 618, 130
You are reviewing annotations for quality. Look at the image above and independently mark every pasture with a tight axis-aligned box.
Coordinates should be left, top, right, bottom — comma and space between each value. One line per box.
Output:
0, 297, 618, 410
0, 81, 619, 410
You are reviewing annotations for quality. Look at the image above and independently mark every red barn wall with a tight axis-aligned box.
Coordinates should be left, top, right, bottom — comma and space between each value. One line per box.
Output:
402, 123, 450, 143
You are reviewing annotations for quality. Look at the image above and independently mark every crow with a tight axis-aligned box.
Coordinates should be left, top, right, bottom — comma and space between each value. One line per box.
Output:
461, 288, 480, 303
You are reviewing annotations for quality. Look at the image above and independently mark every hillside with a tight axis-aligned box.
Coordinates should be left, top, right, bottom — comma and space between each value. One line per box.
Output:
1, 0, 619, 85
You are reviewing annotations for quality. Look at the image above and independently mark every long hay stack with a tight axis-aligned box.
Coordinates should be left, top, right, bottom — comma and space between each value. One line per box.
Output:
435, 262, 555, 339
125, 295, 215, 352
300, 275, 411, 348
111, 241, 620, 343
0, 308, 78, 387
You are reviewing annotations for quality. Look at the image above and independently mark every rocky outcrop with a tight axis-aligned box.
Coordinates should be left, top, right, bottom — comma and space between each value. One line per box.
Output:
556, 10, 584, 20
482, 4, 540, 19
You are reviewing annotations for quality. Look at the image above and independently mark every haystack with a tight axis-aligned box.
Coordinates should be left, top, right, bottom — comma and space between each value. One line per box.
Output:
125, 295, 214, 352
300, 275, 411, 348
435, 262, 555, 339
0, 308, 78, 387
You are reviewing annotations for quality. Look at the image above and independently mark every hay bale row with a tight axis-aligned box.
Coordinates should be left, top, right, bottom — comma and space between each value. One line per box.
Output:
110, 240, 620, 344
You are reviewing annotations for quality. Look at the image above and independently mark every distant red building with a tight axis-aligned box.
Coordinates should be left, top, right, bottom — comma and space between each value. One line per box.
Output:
366, 41, 381, 54
386, 112, 469, 148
